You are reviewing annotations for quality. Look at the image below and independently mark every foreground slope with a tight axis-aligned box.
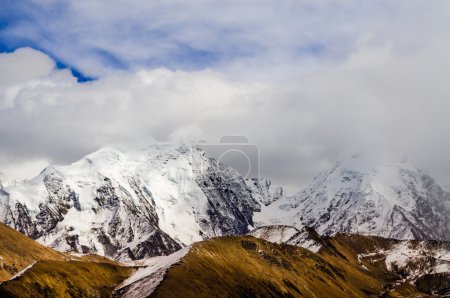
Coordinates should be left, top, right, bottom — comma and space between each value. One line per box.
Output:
252, 225, 450, 296
0, 222, 66, 281
0, 222, 134, 297
1, 221, 448, 297
119, 236, 382, 297
0, 261, 133, 298
118, 230, 450, 297
257, 156, 450, 241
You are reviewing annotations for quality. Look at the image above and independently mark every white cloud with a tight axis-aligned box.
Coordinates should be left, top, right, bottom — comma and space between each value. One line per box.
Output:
1, 42, 450, 192
1, 1, 450, 191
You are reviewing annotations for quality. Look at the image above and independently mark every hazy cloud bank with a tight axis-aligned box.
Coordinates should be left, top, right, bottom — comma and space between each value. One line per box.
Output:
1, 42, 450, 191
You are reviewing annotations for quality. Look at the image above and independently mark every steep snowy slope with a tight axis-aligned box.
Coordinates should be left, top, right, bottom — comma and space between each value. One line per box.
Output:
0, 143, 263, 260
246, 178, 283, 206
256, 156, 450, 241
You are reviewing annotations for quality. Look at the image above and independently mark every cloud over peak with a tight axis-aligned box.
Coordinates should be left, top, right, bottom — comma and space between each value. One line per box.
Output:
1, 41, 450, 191
2, 1, 450, 191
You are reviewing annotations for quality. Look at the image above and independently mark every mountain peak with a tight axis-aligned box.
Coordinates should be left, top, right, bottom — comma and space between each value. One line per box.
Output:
0, 142, 267, 260
255, 157, 450, 241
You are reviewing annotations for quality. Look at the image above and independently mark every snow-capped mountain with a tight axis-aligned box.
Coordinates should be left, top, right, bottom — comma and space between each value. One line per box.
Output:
257, 156, 450, 241
360, 240, 450, 281
0, 143, 277, 260
2, 147, 449, 261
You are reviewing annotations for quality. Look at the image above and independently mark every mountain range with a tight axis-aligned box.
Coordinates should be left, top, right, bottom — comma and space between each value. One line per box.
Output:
1, 144, 449, 262
0, 143, 449, 296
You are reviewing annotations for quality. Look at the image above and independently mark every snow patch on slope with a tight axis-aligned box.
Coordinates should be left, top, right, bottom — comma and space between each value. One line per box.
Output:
359, 240, 450, 281
248, 225, 322, 253
8, 261, 37, 281
249, 225, 298, 244
116, 246, 190, 297
384, 242, 450, 277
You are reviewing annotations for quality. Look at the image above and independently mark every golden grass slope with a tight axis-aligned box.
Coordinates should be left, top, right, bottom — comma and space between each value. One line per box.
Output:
147, 234, 444, 298
0, 260, 133, 298
0, 222, 65, 281
151, 236, 384, 298
0, 223, 134, 297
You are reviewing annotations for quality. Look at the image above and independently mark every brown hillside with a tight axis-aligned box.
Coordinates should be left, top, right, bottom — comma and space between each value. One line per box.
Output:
0, 222, 134, 297
151, 236, 384, 298
0, 222, 65, 281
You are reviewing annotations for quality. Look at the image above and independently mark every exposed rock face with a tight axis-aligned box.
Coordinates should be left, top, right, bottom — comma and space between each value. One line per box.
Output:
195, 159, 259, 236
256, 156, 450, 241
7, 202, 37, 237
0, 143, 268, 260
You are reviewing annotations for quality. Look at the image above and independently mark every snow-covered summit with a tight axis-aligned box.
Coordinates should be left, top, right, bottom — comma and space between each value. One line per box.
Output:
256, 156, 450, 241
0, 142, 273, 260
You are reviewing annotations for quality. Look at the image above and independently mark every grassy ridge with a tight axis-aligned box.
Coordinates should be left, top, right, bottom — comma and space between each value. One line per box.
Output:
0, 222, 134, 297
149, 234, 441, 297
0, 260, 132, 298
0, 223, 65, 281
152, 236, 384, 298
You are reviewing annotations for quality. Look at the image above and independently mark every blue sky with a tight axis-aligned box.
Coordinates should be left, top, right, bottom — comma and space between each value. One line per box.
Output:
0, 0, 406, 79
0, 1, 94, 81
2, 1, 449, 80
2, 1, 450, 189
0, 0, 230, 78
